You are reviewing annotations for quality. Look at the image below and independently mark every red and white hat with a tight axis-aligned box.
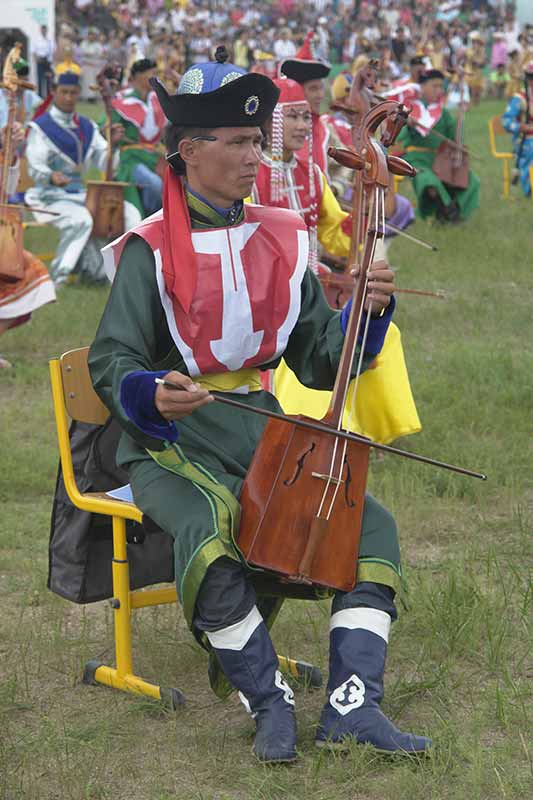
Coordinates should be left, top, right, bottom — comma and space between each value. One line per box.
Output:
279, 32, 331, 84
268, 77, 318, 272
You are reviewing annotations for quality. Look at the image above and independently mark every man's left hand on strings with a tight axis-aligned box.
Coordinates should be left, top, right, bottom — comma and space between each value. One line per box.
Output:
350, 259, 395, 316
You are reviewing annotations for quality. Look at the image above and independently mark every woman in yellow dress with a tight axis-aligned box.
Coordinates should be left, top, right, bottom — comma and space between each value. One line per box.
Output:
251, 78, 421, 444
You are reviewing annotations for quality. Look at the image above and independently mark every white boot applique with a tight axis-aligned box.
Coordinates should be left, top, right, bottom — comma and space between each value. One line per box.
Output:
330, 674, 366, 716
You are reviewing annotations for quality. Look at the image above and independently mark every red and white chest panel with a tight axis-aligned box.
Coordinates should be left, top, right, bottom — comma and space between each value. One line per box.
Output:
112, 90, 166, 144
104, 205, 309, 377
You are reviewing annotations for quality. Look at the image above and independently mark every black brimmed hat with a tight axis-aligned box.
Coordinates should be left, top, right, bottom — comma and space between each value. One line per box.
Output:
130, 58, 157, 76
150, 46, 279, 127
279, 32, 331, 84
419, 69, 446, 83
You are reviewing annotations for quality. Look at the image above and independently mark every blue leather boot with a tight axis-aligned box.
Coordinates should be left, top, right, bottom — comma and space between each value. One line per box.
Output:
315, 608, 431, 754
207, 606, 298, 763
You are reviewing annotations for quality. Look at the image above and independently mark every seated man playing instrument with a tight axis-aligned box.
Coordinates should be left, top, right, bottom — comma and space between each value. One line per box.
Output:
395, 69, 480, 223
108, 58, 166, 218
89, 50, 431, 763
25, 70, 141, 286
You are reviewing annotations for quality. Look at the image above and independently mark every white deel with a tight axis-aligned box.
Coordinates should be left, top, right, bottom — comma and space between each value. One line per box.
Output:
205, 605, 262, 651
330, 607, 391, 643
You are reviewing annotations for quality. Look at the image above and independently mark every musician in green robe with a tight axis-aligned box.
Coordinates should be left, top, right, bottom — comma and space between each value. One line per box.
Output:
89, 51, 431, 763
105, 58, 166, 216
396, 69, 480, 222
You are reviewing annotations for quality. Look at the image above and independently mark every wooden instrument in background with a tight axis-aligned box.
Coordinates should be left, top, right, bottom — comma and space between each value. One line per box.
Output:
433, 68, 470, 190
0, 43, 33, 283
85, 65, 127, 239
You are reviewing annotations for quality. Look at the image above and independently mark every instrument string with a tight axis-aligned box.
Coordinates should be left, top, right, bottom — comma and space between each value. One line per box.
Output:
317, 180, 385, 520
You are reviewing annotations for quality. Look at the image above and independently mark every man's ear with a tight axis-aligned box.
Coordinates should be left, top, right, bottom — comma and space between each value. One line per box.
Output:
178, 138, 198, 167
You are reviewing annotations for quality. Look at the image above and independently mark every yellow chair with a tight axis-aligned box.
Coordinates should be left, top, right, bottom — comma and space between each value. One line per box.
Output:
49, 347, 322, 709
488, 115, 515, 198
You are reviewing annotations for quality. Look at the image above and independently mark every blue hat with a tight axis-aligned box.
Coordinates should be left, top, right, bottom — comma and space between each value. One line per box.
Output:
150, 46, 279, 128
57, 72, 80, 86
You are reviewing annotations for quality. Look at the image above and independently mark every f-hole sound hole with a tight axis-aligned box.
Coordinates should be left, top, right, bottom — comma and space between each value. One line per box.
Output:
344, 457, 356, 507
283, 442, 316, 487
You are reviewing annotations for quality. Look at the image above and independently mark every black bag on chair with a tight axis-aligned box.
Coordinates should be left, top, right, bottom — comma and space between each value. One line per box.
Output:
48, 418, 174, 604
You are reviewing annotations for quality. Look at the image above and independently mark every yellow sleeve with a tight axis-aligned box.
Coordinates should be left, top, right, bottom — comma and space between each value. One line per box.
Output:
316, 169, 351, 259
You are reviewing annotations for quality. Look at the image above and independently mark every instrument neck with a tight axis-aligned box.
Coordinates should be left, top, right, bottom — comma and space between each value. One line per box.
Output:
0, 93, 17, 207
328, 184, 380, 426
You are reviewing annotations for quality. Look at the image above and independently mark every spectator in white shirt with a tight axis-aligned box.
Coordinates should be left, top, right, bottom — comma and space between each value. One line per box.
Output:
273, 29, 297, 61
33, 24, 54, 98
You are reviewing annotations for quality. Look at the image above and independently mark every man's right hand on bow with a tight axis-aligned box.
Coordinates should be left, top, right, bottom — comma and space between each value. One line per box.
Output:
155, 371, 213, 421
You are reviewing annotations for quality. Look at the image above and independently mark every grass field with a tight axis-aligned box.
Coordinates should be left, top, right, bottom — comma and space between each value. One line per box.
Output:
0, 99, 532, 800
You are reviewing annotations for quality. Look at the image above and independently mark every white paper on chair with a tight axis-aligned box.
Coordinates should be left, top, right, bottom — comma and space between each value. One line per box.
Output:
106, 484, 134, 503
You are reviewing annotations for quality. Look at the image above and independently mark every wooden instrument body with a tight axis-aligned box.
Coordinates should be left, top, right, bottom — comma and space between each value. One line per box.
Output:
239, 415, 370, 591
0, 205, 24, 282
86, 65, 126, 239
433, 141, 469, 189
85, 180, 127, 239
433, 74, 469, 191
0, 59, 26, 284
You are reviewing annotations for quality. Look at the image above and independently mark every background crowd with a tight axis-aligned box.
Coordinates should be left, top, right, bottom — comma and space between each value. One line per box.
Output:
9, 1, 532, 102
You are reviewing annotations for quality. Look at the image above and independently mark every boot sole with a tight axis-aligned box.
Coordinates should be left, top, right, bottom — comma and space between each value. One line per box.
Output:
253, 747, 298, 765
315, 739, 431, 757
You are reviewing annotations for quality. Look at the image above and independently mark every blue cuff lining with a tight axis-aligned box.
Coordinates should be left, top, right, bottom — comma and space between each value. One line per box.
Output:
120, 370, 179, 443
341, 295, 396, 355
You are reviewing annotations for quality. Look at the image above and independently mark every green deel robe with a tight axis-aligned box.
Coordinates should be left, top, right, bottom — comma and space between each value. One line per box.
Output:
88, 206, 403, 659
396, 105, 480, 219
101, 97, 162, 215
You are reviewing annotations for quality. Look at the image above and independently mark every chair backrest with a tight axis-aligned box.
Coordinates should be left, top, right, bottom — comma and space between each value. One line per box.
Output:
488, 115, 512, 157
60, 346, 110, 425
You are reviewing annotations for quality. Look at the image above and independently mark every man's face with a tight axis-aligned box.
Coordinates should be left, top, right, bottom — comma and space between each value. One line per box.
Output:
185, 127, 263, 203
132, 68, 157, 96
421, 78, 444, 105
53, 84, 80, 113
282, 103, 312, 153
303, 79, 325, 115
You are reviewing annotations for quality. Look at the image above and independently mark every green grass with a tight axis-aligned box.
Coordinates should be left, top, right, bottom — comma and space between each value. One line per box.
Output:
0, 99, 532, 799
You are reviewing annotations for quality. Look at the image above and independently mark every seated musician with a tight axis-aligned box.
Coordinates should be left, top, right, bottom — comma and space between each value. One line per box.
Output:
88, 53, 431, 762
25, 70, 142, 286
251, 77, 420, 445
502, 61, 533, 197
395, 69, 480, 223
108, 58, 166, 218
0, 123, 55, 368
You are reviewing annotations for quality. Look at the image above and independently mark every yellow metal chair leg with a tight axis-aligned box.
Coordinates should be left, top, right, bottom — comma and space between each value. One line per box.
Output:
83, 515, 185, 709
277, 654, 322, 688
503, 159, 510, 198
